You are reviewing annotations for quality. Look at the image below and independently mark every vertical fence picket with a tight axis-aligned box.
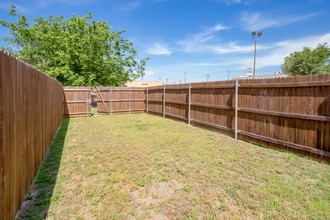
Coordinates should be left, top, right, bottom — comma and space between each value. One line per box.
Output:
129, 87, 131, 114
86, 87, 90, 117
188, 83, 191, 125
108, 88, 111, 115
235, 79, 239, 140
146, 86, 149, 114
163, 85, 166, 118
110, 88, 113, 114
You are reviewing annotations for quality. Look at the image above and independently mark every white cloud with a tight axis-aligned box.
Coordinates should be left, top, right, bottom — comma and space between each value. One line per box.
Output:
145, 69, 156, 77
119, 0, 167, 11
212, 42, 254, 54
241, 11, 318, 31
176, 24, 275, 54
0, 3, 31, 14
190, 62, 228, 67
38, 0, 97, 8
119, 0, 144, 11
145, 42, 172, 55
212, 0, 242, 5
223, 0, 242, 4
231, 33, 330, 68
177, 24, 229, 52
212, 0, 255, 5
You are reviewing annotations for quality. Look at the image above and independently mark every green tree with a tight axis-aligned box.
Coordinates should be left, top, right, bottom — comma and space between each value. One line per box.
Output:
0, 5, 148, 86
282, 43, 330, 76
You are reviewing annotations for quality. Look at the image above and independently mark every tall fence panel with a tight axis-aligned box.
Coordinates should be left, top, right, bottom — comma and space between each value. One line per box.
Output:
63, 86, 91, 117
148, 86, 164, 116
237, 74, 330, 158
146, 75, 330, 160
97, 87, 146, 114
190, 81, 236, 134
0, 50, 64, 220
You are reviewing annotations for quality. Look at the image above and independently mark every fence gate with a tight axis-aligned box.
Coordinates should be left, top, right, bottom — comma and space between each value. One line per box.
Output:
63, 86, 92, 117
96, 87, 146, 114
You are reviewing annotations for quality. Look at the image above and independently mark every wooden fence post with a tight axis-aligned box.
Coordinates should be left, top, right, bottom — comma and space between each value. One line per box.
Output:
87, 87, 90, 117
163, 85, 166, 118
108, 88, 110, 115
188, 83, 191, 125
129, 87, 131, 114
146, 86, 149, 114
235, 79, 239, 140
110, 88, 113, 115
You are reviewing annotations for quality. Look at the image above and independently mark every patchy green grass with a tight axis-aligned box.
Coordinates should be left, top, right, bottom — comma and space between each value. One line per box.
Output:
17, 113, 330, 219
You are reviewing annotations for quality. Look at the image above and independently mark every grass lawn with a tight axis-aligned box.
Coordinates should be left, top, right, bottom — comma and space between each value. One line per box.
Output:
17, 113, 330, 219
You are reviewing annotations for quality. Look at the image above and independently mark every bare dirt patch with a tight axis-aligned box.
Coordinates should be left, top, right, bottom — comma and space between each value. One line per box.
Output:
129, 180, 183, 218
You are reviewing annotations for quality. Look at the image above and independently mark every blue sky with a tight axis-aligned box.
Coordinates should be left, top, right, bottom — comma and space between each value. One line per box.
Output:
1, 0, 330, 83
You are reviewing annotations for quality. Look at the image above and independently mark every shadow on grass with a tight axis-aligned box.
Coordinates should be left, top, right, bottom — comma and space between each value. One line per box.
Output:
16, 118, 70, 219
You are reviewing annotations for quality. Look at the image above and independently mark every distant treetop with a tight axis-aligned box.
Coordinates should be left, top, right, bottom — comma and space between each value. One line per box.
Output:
282, 43, 330, 76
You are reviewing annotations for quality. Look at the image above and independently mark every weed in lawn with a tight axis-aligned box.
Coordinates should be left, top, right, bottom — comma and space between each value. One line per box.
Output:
183, 183, 192, 192
183, 210, 197, 220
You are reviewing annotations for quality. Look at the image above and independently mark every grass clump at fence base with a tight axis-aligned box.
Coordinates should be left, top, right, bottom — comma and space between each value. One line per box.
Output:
17, 114, 330, 219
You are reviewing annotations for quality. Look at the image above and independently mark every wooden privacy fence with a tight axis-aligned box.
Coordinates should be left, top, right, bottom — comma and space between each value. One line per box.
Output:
63, 86, 91, 117
98, 75, 329, 160
96, 87, 146, 114
146, 75, 330, 160
0, 50, 64, 220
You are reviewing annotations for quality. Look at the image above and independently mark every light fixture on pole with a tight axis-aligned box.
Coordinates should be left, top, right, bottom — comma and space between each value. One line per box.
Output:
252, 31, 262, 78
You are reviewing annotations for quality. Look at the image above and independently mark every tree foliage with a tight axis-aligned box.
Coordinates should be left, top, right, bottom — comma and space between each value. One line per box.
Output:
283, 43, 330, 76
0, 5, 148, 86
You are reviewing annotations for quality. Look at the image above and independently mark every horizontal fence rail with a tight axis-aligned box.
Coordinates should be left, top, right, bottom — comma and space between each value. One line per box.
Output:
63, 87, 92, 117
0, 50, 64, 220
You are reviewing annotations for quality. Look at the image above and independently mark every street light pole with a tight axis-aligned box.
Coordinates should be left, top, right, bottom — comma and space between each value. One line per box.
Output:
252, 31, 262, 79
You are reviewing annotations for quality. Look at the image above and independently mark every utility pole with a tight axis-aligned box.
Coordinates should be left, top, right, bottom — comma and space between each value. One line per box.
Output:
252, 31, 262, 78
206, 74, 210, 82
184, 71, 187, 83
179, 80, 181, 84
227, 71, 231, 80
166, 78, 169, 84
159, 77, 161, 82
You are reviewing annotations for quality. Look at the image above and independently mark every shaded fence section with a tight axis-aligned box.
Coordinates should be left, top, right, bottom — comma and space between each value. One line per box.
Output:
0, 51, 63, 220
97, 87, 146, 114
63, 86, 91, 117
146, 75, 330, 160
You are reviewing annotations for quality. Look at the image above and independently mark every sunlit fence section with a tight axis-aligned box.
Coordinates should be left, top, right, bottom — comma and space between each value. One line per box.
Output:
0, 50, 63, 220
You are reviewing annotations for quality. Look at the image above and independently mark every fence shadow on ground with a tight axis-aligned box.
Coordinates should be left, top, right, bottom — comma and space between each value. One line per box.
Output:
15, 118, 70, 219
